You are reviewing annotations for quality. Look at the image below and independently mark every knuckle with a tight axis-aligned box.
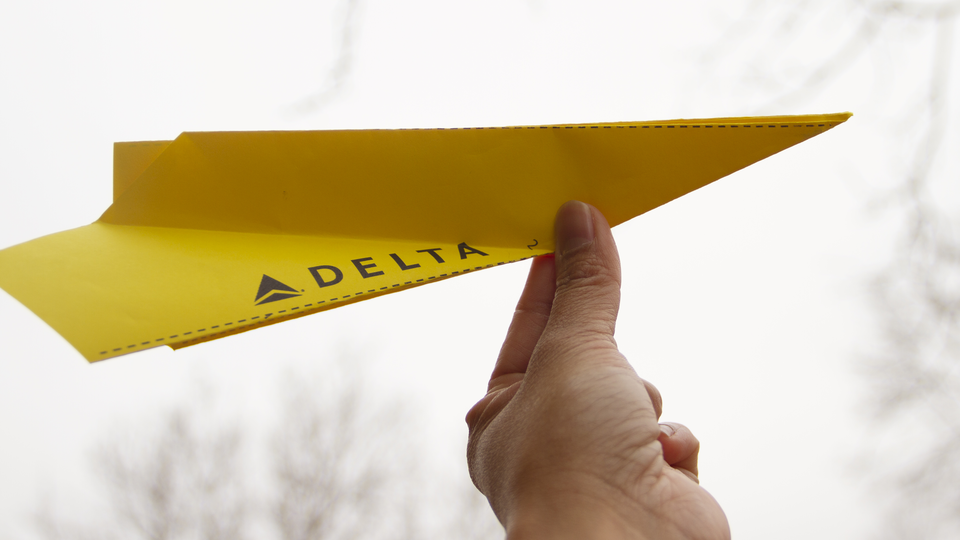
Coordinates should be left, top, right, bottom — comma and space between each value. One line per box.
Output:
556, 253, 620, 291
644, 379, 663, 417
545, 300, 619, 337
534, 327, 619, 362
464, 400, 484, 431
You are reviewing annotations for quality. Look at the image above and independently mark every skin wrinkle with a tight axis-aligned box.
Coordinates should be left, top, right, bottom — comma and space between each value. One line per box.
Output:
545, 297, 620, 337
526, 340, 620, 378
466, 381, 522, 449
486, 373, 524, 394
555, 261, 622, 292
621, 441, 667, 496
510, 380, 657, 479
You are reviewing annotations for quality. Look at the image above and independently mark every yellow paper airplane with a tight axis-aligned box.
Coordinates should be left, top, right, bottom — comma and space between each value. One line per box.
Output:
0, 113, 851, 362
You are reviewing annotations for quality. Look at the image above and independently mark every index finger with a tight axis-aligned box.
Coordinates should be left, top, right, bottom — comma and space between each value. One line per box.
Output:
489, 254, 556, 384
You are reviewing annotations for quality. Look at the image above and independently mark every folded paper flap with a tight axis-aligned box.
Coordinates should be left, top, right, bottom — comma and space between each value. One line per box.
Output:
113, 140, 173, 202
99, 114, 850, 250
0, 222, 539, 361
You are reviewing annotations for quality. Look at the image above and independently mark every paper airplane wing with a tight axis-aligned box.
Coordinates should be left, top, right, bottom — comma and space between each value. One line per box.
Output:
0, 113, 850, 362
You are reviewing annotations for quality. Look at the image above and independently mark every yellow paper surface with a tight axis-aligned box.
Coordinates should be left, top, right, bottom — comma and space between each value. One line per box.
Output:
0, 113, 851, 362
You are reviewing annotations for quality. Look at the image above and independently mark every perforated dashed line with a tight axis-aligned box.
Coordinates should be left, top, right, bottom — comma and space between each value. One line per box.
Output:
101, 256, 539, 355
355, 122, 841, 132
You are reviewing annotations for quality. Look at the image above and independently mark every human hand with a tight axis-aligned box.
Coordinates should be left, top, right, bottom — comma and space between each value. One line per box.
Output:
466, 201, 730, 539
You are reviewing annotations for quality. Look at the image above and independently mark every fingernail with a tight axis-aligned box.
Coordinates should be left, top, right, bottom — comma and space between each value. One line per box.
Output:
556, 201, 594, 254
659, 423, 676, 437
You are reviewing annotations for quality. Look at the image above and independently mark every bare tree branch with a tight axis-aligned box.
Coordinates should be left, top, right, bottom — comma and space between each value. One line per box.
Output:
94, 409, 250, 540
290, 0, 363, 114
756, 11, 883, 113
869, 1, 960, 19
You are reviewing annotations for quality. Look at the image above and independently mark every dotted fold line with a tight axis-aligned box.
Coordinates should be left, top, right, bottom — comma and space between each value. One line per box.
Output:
410, 122, 836, 131
99, 256, 537, 355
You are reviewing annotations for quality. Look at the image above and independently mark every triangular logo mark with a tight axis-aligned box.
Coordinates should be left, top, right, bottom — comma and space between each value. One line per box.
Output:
255, 275, 301, 305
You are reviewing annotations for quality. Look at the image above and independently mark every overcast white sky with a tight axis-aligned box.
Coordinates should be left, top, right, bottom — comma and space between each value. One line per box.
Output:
0, 1, 930, 538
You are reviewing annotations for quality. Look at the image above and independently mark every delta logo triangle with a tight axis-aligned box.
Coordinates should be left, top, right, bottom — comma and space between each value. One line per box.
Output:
254, 274, 302, 305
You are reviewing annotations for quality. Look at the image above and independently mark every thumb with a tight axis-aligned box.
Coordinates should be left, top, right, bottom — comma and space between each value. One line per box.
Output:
544, 200, 622, 344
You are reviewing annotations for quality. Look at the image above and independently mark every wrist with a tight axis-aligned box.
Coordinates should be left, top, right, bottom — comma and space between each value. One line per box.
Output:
504, 486, 649, 540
